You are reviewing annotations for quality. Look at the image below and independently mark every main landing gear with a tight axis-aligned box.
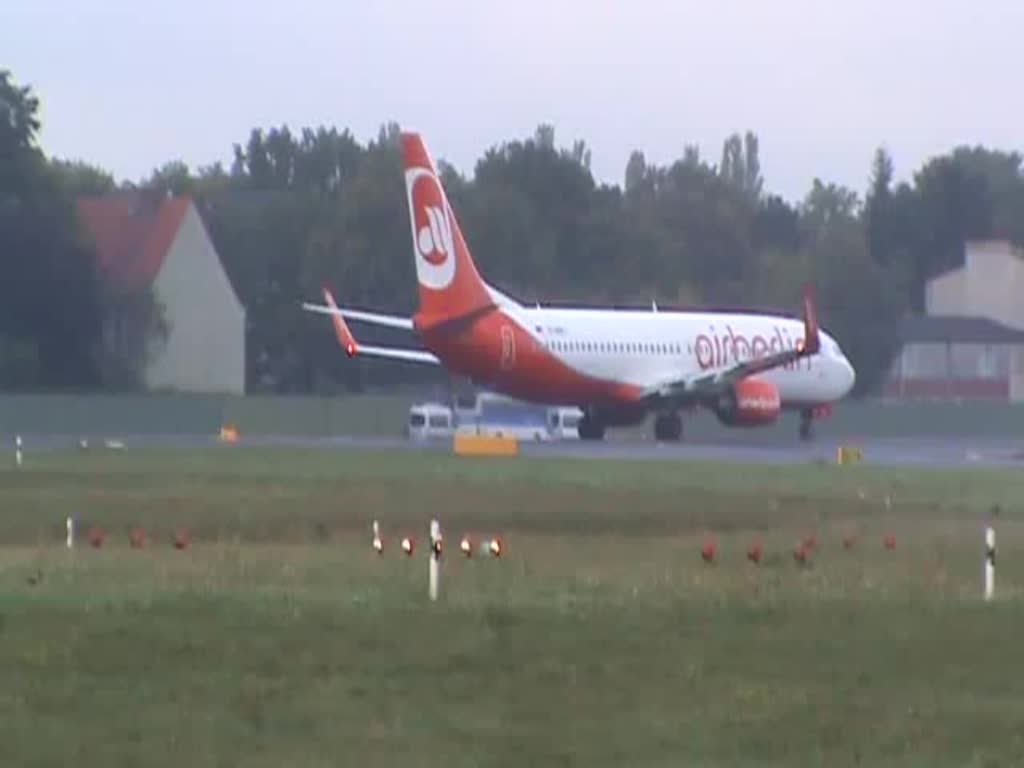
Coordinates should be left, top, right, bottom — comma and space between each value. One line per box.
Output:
799, 408, 815, 442
577, 412, 606, 441
653, 411, 683, 442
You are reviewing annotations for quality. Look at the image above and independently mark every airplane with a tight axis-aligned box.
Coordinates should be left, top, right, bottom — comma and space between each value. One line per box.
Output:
302, 131, 856, 442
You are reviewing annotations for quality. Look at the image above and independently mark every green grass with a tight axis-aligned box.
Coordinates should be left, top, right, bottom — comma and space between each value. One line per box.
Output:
1, 446, 1024, 766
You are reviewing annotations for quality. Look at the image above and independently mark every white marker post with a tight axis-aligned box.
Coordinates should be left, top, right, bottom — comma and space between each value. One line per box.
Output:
372, 520, 383, 555
66, 516, 75, 549
984, 526, 996, 602
429, 519, 442, 602
15, 435, 22, 467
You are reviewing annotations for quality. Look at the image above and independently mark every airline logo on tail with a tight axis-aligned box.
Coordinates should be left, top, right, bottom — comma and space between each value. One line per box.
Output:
401, 131, 497, 324
406, 166, 456, 290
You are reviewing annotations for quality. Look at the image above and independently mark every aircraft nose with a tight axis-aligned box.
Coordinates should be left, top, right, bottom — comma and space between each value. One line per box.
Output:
839, 356, 856, 396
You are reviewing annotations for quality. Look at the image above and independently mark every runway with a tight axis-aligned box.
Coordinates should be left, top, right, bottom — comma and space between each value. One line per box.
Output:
10, 432, 1024, 468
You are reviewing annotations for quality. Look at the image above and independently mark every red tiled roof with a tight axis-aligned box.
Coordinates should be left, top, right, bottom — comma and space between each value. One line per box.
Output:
76, 192, 191, 293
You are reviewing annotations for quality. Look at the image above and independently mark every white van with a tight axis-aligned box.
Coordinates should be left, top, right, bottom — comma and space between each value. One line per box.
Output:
547, 407, 582, 440
406, 403, 455, 441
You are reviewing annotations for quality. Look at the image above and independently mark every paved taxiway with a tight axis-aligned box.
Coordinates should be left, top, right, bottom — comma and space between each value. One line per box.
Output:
9, 432, 1023, 469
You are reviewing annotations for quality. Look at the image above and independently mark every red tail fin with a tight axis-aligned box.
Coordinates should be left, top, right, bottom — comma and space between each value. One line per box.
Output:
402, 132, 493, 328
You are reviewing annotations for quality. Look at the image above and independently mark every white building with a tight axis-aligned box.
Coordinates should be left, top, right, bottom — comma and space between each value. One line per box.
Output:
886, 240, 1024, 401
77, 191, 246, 394
927, 240, 1024, 331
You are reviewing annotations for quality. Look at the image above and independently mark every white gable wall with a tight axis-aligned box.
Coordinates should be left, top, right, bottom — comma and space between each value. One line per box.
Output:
927, 242, 1024, 330
925, 269, 965, 315
965, 242, 1024, 330
145, 204, 245, 393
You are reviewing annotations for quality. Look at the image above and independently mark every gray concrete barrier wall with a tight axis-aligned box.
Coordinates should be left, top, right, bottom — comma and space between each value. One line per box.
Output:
0, 393, 1022, 441
0, 393, 415, 439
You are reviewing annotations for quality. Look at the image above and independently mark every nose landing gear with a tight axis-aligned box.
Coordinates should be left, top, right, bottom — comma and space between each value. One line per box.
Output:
653, 411, 683, 442
799, 408, 815, 442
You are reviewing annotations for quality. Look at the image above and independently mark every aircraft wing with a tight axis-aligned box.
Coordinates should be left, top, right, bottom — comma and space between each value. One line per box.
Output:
641, 287, 821, 403
303, 287, 440, 365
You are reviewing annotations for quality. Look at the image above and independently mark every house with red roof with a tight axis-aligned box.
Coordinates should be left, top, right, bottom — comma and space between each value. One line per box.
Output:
76, 190, 245, 394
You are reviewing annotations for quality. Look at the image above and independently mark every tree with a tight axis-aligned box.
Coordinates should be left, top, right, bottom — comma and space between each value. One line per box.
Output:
470, 126, 597, 295
0, 69, 40, 156
95, 286, 169, 391
752, 194, 800, 253
50, 159, 116, 196
864, 147, 895, 266
946, 146, 1024, 243
795, 180, 903, 396
719, 131, 763, 202
144, 161, 194, 196
0, 70, 103, 390
908, 154, 993, 310
624, 150, 646, 196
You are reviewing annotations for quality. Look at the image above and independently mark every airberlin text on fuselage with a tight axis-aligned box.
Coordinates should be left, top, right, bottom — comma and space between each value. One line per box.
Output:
695, 324, 809, 370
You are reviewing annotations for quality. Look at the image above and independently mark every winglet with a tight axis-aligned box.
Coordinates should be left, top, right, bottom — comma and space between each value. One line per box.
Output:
323, 286, 358, 358
798, 284, 820, 355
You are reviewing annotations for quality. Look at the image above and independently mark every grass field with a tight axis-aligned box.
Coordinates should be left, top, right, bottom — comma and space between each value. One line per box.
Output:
2, 445, 1024, 766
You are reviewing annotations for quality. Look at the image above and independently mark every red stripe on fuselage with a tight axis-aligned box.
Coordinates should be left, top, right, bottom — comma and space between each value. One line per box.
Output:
419, 309, 642, 406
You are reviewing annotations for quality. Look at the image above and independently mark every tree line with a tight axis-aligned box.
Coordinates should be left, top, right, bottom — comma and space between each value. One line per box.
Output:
3, 68, 1024, 396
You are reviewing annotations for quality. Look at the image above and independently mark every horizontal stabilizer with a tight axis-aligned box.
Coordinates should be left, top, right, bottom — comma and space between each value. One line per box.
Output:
352, 345, 440, 364
301, 302, 414, 330
303, 286, 439, 365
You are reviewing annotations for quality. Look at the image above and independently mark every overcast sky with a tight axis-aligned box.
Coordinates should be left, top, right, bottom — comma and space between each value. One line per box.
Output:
5, 0, 1021, 202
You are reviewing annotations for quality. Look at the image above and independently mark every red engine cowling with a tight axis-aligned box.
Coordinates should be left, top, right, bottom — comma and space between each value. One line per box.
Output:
714, 377, 781, 427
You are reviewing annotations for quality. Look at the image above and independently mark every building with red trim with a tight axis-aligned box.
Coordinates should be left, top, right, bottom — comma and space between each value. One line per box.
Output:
77, 190, 245, 394
885, 241, 1024, 402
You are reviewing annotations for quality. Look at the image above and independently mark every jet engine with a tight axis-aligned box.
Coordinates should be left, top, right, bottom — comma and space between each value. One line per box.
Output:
713, 377, 781, 427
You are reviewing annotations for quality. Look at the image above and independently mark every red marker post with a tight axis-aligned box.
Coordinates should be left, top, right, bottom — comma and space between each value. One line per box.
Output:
701, 539, 716, 564
747, 541, 763, 564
